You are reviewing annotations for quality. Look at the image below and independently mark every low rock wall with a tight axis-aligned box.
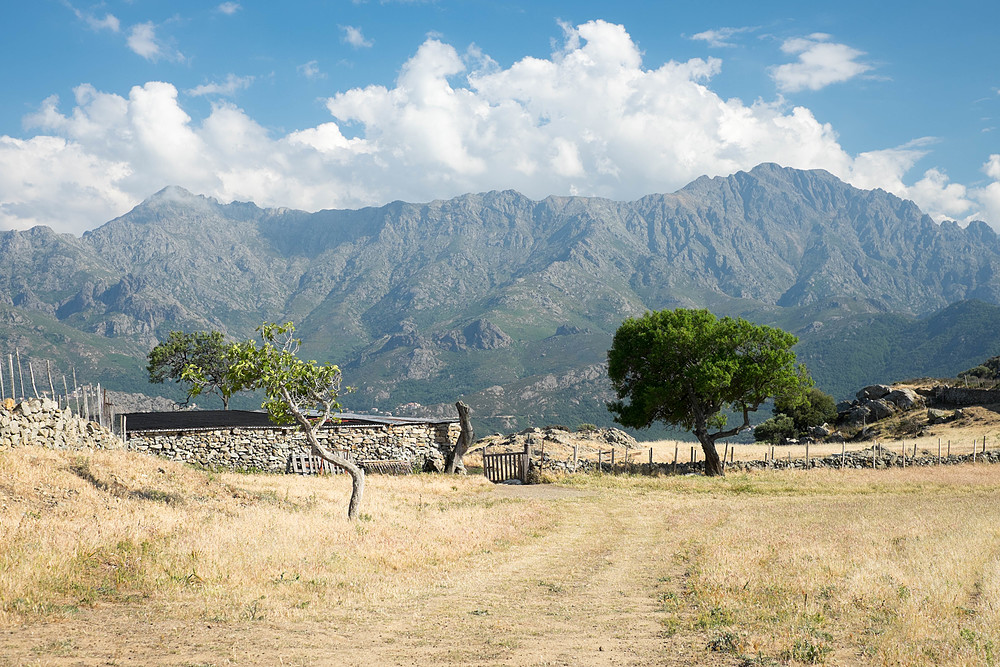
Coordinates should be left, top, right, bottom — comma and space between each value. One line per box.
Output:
932, 385, 1000, 406
0, 397, 123, 451
126, 422, 461, 472
531, 445, 1000, 476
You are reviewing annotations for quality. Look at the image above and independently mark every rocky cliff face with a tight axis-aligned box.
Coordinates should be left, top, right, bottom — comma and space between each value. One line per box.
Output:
3, 164, 1000, 432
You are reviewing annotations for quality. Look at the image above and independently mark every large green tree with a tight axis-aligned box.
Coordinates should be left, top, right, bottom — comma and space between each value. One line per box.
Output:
607, 308, 804, 476
187, 322, 365, 519
147, 330, 239, 409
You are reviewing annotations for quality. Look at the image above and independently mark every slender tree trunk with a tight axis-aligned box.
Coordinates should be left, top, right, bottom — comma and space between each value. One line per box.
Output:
307, 431, 365, 519
697, 433, 725, 477
446, 401, 473, 474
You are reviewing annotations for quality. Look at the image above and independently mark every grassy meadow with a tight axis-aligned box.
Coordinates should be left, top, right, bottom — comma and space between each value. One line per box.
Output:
2, 445, 1000, 665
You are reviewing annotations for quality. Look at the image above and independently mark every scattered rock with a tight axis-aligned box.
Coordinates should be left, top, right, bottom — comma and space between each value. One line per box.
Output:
857, 385, 892, 401
886, 388, 923, 410
927, 408, 953, 424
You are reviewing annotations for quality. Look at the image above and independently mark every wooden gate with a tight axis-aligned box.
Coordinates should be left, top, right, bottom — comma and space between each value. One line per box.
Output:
482, 443, 529, 483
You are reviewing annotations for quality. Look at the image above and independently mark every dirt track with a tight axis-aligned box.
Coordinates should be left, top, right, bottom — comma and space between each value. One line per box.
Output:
0, 483, 731, 667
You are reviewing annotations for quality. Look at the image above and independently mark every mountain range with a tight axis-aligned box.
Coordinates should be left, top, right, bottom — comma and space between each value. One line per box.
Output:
2, 163, 1000, 434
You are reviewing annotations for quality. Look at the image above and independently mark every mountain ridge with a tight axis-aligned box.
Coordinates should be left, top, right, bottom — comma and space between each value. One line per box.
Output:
3, 163, 1000, 432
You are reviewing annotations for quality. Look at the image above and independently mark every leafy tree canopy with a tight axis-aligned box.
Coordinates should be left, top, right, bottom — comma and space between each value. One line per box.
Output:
607, 308, 805, 475
774, 385, 838, 434
147, 330, 239, 409
186, 322, 365, 519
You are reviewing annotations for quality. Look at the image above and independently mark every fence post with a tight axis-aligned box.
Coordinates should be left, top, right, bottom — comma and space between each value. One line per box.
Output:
841, 441, 846, 469
0, 356, 4, 400
573, 444, 578, 472
938, 438, 941, 465
28, 361, 39, 398
522, 442, 529, 483
649, 447, 653, 466
46, 361, 55, 400
8, 354, 15, 402
805, 441, 810, 468
15, 351, 25, 399
673, 443, 678, 474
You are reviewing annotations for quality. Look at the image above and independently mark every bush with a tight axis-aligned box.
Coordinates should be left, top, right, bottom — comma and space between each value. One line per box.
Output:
576, 423, 597, 432
775, 387, 837, 433
754, 415, 796, 443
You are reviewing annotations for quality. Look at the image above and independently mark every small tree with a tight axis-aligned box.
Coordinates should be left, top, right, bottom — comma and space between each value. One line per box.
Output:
148, 331, 238, 409
607, 308, 804, 476
188, 322, 364, 519
774, 386, 837, 434
753, 414, 796, 443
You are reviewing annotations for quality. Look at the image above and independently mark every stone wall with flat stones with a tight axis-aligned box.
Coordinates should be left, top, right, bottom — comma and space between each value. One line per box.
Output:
125, 422, 461, 472
0, 397, 123, 451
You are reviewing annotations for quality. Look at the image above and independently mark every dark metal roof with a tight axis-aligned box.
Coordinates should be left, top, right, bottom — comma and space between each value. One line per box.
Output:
121, 410, 456, 433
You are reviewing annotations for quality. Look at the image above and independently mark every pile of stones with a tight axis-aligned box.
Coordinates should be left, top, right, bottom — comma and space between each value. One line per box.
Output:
0, 397, 122, 451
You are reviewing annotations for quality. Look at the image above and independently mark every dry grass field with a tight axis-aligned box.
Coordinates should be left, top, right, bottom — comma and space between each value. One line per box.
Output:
642, 404, 1000, 466
2, 444, 1000, 665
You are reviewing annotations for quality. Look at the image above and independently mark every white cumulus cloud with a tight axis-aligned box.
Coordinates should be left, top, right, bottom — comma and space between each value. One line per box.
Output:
0, 20, 997, 234
217, 2, 241, 15
341, 25, 373, 48
771, 33, 871, 92
127, 22, 183, 62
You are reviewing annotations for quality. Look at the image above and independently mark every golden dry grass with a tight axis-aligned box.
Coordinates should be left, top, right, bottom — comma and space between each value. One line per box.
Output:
0, 446, 552, 628
3, 445, 1000, 665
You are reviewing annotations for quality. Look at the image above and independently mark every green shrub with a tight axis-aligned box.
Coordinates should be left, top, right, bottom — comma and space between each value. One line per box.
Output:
576, 423, 597, 432
754, 414, 796, 443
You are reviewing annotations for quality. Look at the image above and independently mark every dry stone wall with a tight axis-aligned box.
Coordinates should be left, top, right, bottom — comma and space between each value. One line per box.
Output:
126, 422, 461, 472
0, 398, 123, 451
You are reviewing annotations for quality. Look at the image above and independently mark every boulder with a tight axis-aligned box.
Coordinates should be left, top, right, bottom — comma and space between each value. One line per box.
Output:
856, 385, 892, 401
847, 404, 871, 424
885, 388, 923, 410
809, 423, 832, 437
926, 408, 953, 424
836, 400, 855, 414
865, 398, 896, 421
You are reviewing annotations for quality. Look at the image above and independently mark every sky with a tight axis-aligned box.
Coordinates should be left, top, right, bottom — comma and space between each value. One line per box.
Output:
1, 0, 999, 235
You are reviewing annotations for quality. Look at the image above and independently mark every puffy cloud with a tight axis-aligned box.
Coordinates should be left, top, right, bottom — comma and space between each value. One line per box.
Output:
341, 25, 373, 48
689, 26, 755, 48
186, 74, 255, 97
770, 33, 871, 92
984, 154, 1000, 180
217, 2, 241, 15
127, 22, 183, 62
1, 20, 998, 234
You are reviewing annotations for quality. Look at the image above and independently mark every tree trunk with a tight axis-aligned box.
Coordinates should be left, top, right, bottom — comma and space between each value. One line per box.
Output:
697, 434, 725, 477
446, 401, 474, 474
304, 428, 365, 519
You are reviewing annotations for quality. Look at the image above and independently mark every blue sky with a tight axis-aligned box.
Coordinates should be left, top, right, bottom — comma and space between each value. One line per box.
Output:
2, 0, 998, 234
